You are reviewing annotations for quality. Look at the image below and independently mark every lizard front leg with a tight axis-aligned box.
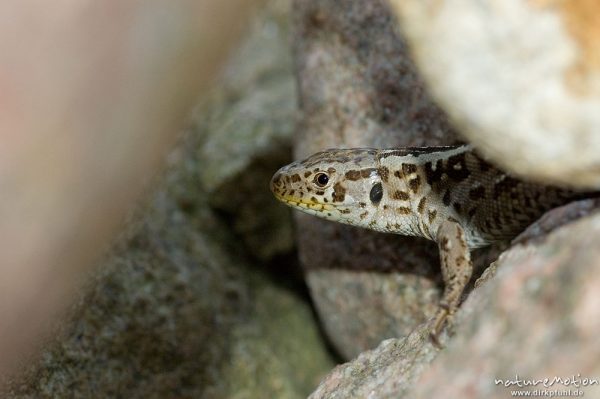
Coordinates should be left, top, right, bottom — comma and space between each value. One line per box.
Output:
430, 218, 473, 346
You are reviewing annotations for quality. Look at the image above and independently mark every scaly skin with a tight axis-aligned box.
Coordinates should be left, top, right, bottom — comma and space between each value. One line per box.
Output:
270, 145, 586, 345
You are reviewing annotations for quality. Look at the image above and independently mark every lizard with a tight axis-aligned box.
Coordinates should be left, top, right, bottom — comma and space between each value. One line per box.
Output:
270, 144, 594, 346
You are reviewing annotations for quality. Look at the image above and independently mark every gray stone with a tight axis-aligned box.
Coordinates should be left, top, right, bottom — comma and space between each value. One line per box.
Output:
309, 331, 437, 399
198, 0, 297, 262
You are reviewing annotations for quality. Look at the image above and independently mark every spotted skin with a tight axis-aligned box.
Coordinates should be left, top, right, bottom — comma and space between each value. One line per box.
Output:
270, 145, 592, 345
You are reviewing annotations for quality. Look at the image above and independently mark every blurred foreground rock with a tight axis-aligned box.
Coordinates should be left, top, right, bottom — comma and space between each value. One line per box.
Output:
0, 0, 265, 376
3, 1, 334, 397
389, 0, 600, 188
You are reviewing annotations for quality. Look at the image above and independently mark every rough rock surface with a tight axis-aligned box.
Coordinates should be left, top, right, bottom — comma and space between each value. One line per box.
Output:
291, 0, 463, 360
308, 331, 437, 399
389, 0, 600, 188
413, 208, 600, 398
199, 0, 297, 262
2, 2, 335, 397
309, 203, 600, 398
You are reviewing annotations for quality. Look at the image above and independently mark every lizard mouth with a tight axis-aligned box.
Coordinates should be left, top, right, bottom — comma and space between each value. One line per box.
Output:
272, 192, 334, 212
270, 171, 335, 212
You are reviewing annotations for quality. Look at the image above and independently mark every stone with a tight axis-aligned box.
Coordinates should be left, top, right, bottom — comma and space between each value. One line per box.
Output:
309, 331, 436, 399
197, 0, 297, 262
389, 0, 600, 188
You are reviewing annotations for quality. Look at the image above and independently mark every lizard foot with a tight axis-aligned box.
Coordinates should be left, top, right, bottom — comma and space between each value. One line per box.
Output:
431, 219, 473, 349
429, 303, 454, 349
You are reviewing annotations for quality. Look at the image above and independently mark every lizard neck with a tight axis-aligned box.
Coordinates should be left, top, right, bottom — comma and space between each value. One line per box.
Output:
375, 145, 470, 240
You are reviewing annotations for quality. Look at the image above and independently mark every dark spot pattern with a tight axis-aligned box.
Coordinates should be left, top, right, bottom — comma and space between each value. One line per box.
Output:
428, 209, 437, 223
361, 168, 376, 178
392, 190, 410, 200
332, 182, 346, 202
493, 175, 520, 198
446, 154, 470, 181
408, 176, 421, 193
417, 197, 427, 214
396, 207, 411, 215
345, 168, 377, 180
378, 166, 390, 182
345, 170, 362, 180
468, 185, 486, 200
453, 202, 462, 214
402, 163, 418, 175
443, 190, 451, 206
369, 183, 383, 205
424, 160, 444, 185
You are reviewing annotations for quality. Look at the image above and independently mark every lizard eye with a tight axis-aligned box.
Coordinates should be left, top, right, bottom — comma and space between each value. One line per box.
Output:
314, 173, 329, 187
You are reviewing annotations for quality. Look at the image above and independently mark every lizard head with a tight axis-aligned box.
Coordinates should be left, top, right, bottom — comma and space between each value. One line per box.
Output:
270, 148, 383, 227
